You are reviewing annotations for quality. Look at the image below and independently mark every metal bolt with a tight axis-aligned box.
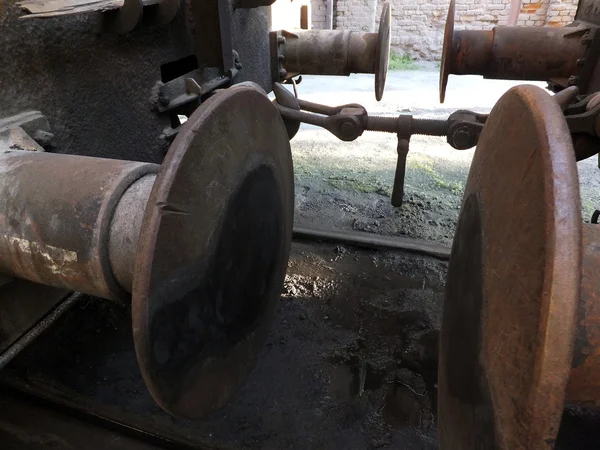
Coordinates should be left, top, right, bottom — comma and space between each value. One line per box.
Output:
340, 121, 356, 138
451, 126, 474, 150
568, 75, 579, 86
277, 36, 286, 45
278, 54, 285, 61
279, 69, 288, 79
577, 58, 586, 67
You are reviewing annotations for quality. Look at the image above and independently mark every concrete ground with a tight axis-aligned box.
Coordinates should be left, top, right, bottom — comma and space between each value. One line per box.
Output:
287, 67, 600, 246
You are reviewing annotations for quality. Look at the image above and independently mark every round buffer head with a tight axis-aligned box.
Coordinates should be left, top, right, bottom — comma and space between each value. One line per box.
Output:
438, 85, 581, 449
132, 82, 294, 419
439, 0, 455, 104
375, 2, 392, 102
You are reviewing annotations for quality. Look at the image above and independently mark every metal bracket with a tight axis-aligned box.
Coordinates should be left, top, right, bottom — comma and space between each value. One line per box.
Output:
152, 66, 240, 141
153, 67, 239, 114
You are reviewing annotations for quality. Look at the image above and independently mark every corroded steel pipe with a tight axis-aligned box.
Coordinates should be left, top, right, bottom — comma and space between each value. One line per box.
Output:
282, 30, 380, 76
0, 149, 158, 300
449, 27, 586, 81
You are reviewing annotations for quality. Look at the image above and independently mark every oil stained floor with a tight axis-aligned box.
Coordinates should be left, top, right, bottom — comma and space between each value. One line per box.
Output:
0, 241, 597, 449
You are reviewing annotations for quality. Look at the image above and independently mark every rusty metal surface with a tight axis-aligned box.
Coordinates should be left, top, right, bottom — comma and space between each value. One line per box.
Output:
451, 27, 585, 80
0, 149, 158, 300
375, 2, 391, 101
391, 138, 409, 207
439, 85, 582, 449
272, 82, 301, 140
438, 0, 454, 103
281, 30, 378, 76
280, 3, 391, 100
567, 223, 600, 407
273, 89, 484, 149
108, 174, 157, 293
132, 82, 294, 419
478, 27, 586, 81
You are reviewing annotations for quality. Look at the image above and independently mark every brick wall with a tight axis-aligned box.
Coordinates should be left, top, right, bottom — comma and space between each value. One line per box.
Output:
336, 0, 379, 31
310, 0, 579, 59
311, 0, 328, 29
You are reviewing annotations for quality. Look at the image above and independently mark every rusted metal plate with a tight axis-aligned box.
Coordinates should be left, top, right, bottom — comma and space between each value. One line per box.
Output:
132, 82, 294, 419
439, 85, 582, 449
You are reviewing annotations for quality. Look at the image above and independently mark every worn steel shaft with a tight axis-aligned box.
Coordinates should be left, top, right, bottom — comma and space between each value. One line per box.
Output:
448, 27, 586, 81
439, 0, 590, 102
0, 149, 158, 300
282, 30, 380, 76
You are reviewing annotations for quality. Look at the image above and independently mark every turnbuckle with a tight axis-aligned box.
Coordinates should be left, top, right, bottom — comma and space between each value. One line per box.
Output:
272, 82, 487, 206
